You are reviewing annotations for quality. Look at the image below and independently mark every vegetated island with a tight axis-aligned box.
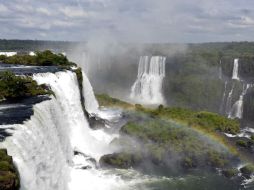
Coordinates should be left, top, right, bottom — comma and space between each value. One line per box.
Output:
96, 94, 254, 182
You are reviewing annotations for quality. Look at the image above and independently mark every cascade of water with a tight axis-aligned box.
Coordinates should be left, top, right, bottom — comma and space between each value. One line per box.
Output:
225, 83, 235, 115
219, 60, 222, 80
130, 56, 166, 105
229, 84, 252, 119
232, 59, 239, 80
1, 99, 72, 190
1, 71, 122, 190
81, 71, 99, 114
220, 81, 228, 114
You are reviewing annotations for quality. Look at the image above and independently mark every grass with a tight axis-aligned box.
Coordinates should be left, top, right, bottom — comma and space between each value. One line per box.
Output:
119, 119, 232, 169
95, 94, 240, 135
139, 106, 240, 135
98, 94, 244, 171
96, 94, 133, 109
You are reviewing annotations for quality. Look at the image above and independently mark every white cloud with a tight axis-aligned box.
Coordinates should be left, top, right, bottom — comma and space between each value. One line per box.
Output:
60, 6, 90, 18
0, 0, 254, 42
37, 7, 52, 16
0, 4, 8, 12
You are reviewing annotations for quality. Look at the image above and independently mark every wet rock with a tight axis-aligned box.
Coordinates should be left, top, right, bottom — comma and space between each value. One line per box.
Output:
88, 116, 106, 130
0, 149, 20, 190
99, 152, 142, 169
240, 164, 254, 178
80, 166, 92, 170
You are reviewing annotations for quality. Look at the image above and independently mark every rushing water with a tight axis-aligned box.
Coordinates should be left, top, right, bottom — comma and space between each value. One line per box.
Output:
130, 56, 166, 105
229, 84, 252, 119
82, 70, 100, 114
232, 59, 239, 80
220, 58, 252, 119
0, 71, 122, 190
0, 68, 253, 190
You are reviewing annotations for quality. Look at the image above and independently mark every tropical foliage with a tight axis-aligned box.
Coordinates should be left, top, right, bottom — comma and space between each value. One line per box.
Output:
0, 71, 51, 100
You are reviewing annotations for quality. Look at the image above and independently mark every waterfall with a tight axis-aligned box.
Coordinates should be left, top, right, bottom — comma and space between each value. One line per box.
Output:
130, 56, 166, 105
0, 71, 122, 190
232, 59, 239, 80
82, 71, 99, 114
220, 81, 228, 113
229, 84, 251, 119
225, 84, 234, 115
219, 59, 222, 80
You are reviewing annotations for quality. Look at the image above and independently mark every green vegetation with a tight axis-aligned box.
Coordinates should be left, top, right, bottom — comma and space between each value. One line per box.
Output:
0, 149, 20, 190
98, 95, 243, 173
181, 157, 197, 169
236, 140, 248, 148
96, 94, 133, 109
0, 50, 75, 67
118, 119, 232, 170
74, 68, 83, 90
136, 105, 240, 135
222, 168, 238, 178
100, 153, 142, 169
240, 164, 254, 178
95, 94, 240, 135
0, 71, 52, 100
0, 39, 74, 51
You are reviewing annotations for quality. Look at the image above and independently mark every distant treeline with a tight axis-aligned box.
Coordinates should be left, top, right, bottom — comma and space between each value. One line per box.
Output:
0, 50, 75, 66
0, 39, 79, 52
1, 39, 254, 56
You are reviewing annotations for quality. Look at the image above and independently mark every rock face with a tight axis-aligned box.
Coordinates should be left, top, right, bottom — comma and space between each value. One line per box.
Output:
99, 153, 142, 169
0, 149, 20, 190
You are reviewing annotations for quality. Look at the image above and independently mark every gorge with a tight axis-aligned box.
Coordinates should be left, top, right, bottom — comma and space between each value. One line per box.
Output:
1, 44, 254, 190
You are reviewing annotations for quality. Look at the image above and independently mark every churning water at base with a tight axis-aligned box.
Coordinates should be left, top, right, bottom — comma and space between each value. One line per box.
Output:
130, 56, 166, 105
0, 71, 124, 190
0, 70, 250, 190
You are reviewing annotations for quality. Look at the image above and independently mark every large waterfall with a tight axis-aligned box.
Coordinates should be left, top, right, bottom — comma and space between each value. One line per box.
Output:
229, 84, 252, 119
82, 71, 99, 114
130, 56, 166, 105
220, 58, 254, 119
232, 59, 239, 80
0, 71, 124, 190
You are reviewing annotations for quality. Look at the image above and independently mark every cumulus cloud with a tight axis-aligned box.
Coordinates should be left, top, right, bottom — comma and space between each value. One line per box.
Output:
0, 0, 254, 42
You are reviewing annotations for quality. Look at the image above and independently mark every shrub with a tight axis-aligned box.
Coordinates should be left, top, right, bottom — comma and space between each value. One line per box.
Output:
240, 164, 254, 178
206, 151, 227, 168
181, 157, 197, 169
100, 152, 142, 169
1, 50, 76, 67
0, 149, 20, 190
0, 71, 51, 100
236, 140, 248, 148
222, 168, 238, 178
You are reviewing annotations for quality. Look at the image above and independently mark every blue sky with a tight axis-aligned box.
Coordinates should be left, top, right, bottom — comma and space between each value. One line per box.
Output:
0, 0, 254, 42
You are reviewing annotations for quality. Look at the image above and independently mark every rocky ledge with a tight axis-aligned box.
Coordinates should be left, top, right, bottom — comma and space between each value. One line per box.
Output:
0, 149, 20, 190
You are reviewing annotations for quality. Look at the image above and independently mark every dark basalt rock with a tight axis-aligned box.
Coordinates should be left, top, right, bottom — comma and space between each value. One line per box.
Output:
0, 149, 20, 190
88, 115, 106, 130
80, 166, 92, 170
73, 151, 97, 167
99, 152, 142, 169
